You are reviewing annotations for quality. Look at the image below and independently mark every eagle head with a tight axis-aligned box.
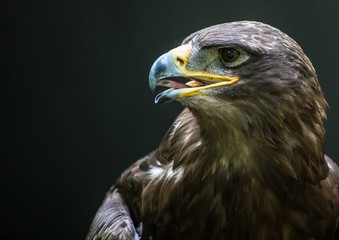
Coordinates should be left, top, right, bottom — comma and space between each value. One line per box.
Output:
149, 21, 328, 183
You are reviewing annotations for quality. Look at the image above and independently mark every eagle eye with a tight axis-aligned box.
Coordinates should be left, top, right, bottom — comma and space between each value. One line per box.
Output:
220, 48, 240, 62
219, 47, 249, 67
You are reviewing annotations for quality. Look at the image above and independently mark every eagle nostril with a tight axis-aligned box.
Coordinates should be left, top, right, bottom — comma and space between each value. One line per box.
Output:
176, 56, 185, 67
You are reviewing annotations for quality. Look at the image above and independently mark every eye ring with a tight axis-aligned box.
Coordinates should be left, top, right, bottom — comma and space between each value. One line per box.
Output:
220, 48, 241, 63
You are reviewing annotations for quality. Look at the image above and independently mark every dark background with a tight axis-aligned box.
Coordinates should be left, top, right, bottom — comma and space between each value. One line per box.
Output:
3, 0, 339, 239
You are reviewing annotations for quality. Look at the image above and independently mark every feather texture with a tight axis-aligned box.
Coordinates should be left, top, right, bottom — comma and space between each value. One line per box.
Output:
87, 21, 339, 240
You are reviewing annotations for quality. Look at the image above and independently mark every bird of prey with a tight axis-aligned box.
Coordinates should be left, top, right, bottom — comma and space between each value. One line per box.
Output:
87, 21, 339, 240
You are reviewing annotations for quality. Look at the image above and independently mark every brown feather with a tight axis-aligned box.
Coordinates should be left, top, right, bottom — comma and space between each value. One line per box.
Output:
87, 21, 339, 240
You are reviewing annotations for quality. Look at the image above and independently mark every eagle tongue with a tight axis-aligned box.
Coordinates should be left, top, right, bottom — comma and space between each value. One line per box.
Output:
156, 79, 187, 89
156, 79, 206, 90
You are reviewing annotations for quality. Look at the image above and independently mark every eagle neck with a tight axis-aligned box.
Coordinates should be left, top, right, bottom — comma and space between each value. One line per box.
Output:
187, 102, 327, 189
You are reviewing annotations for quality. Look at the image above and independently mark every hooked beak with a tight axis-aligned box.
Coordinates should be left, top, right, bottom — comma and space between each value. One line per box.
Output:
148, 44, 239, 103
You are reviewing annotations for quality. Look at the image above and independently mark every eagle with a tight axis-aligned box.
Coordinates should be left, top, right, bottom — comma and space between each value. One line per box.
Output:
87, 21, 339, 240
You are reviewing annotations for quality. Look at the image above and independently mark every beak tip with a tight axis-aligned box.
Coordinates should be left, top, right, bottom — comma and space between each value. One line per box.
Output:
148, 67, 157, 91
149, 79, 156, 92
148, 52, 181, 91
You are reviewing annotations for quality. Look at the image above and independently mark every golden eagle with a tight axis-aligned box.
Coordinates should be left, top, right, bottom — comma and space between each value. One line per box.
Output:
87, 21, 339, 240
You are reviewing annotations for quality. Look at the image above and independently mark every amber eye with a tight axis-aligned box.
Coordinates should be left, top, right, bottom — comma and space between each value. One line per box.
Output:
220, 48, 241, 63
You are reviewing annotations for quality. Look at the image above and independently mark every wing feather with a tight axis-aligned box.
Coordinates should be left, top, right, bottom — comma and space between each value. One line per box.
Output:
86, 186, 139, 240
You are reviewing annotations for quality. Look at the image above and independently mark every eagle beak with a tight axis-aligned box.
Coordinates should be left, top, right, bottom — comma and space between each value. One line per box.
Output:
148, 44, 239, 103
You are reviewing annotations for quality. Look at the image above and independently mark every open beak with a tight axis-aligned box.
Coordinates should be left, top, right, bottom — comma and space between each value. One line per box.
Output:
148, 44, 239, 103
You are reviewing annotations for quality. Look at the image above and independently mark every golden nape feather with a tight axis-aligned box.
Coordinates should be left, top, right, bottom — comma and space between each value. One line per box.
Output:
87, 21, 339, 240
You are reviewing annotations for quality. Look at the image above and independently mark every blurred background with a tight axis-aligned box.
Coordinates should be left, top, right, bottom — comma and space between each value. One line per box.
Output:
3, 0, 339, 239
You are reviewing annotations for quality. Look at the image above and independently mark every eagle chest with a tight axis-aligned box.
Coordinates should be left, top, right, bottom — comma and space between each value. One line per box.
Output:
140, 165, 331, 240
140, 164, 266, 239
